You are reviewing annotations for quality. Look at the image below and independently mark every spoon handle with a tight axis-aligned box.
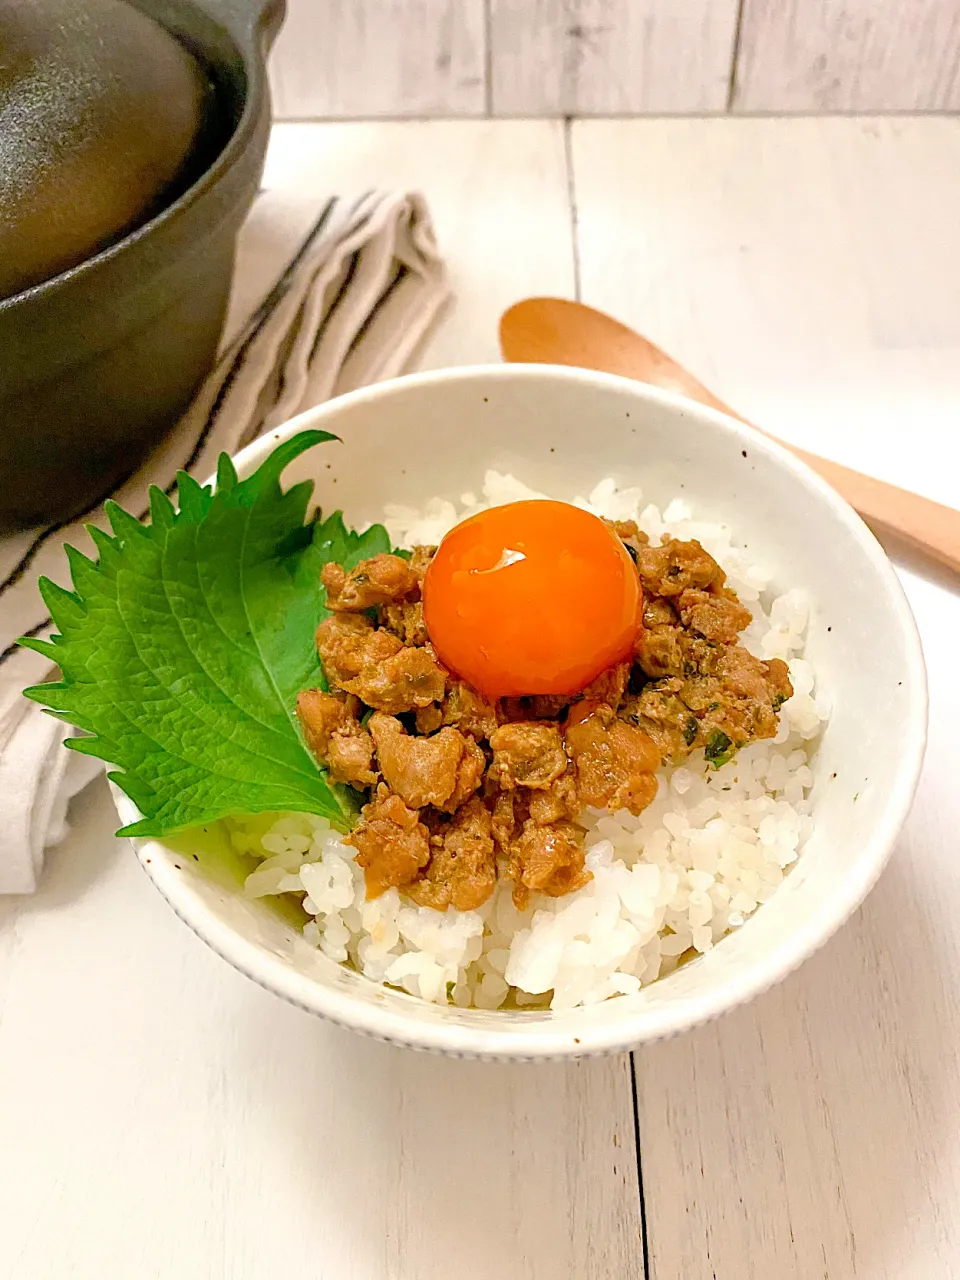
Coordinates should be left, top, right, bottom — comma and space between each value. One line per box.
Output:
674, 377, 960, 576
789, 445, 960, 574
500, 297, 960, 575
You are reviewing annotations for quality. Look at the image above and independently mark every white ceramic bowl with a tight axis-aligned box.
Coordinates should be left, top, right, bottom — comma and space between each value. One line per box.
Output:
114, 364, 927, 1058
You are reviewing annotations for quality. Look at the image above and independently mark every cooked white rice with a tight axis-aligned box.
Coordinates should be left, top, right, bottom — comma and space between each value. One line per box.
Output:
229, 472, 829, 1011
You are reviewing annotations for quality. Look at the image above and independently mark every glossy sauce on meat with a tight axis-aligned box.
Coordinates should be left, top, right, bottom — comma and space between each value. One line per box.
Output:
299, 532, 792, 914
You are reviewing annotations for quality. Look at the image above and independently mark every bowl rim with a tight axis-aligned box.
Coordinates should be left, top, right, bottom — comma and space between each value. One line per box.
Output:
117, 363, 929, 1058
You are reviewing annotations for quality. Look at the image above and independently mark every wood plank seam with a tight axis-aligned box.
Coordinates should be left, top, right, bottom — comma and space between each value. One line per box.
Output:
726, 0, 747, 110
563, 117, 582, 302
630, 1052, 653, 1279
564, 108, 650, 1277
267, 0, 960, 119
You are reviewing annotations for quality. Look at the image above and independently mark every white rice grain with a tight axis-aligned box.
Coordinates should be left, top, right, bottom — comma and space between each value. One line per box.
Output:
232, 471, 826, 1011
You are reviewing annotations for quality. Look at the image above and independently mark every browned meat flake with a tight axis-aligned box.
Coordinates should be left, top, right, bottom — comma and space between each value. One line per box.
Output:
296, 688, 347, 759
633, 536, 726, 598
346, 785, 431, 897
636, 602, 751, 679
369, 713, 472, 810
643, 596, 678, 629
441, 680, 499, 740
565, 700, 660, 815
635, 621, 685, 679
327, 730, 379, 789
624, 678, 693, 760
315, 613, 403, 686
507, 819, 592, 910
498, 693, 570, 722
676, 588, 752, 644
415, 704, 444, 735
615, 515, 794, 766
605, 518, 641, 543
715, 646, 792, 704
379, 598, 429, 647
296, 689, 377, 787
625, 646, 793, 762
488, 721, 568, 790
342, 644, 447, 713
580, 660, 631, 711
407, 798, 497, 911
442, 737, 487, 814
527, 771, 580, 825
322, 553, 419, 611
491, 790, 521, 851
408, 545, 437, 584
499, 663, 631, 723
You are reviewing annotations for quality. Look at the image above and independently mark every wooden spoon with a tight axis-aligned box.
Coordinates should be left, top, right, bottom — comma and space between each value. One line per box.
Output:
500, 296, 960, 575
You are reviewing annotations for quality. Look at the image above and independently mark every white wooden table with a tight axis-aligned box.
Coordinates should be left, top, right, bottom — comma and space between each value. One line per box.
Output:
2, 117, 959, 1279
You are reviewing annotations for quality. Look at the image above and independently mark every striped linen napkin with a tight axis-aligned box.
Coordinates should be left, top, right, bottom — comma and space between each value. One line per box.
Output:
0, 188, 449, 892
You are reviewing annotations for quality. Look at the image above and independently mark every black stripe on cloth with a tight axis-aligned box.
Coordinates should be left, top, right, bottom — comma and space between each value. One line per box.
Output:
310, 249, 362, 366
244, 247, 362, 446
302, 191, 403, 371
165, 195, 343, 486
2, 617, 49, 664
343, 263, 410, 355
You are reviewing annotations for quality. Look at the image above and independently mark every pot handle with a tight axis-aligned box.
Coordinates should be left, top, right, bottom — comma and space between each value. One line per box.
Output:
206, 0, 286, 52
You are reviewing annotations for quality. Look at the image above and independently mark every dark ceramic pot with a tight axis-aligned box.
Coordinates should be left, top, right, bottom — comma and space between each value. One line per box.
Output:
0, 0, 286, 532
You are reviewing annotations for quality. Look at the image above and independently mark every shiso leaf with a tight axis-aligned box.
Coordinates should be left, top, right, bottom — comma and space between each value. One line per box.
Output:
20, 429, 395, 839
312, 509, 392, 571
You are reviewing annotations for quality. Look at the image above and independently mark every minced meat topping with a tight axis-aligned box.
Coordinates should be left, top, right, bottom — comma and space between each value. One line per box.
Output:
296, 534, 792, 911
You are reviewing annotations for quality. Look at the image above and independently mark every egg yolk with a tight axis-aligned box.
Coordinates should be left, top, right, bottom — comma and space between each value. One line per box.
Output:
422, 500, 641, 699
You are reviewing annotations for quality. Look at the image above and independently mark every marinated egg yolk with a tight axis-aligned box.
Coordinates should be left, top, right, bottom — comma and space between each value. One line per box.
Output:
422, 499, 641, 699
